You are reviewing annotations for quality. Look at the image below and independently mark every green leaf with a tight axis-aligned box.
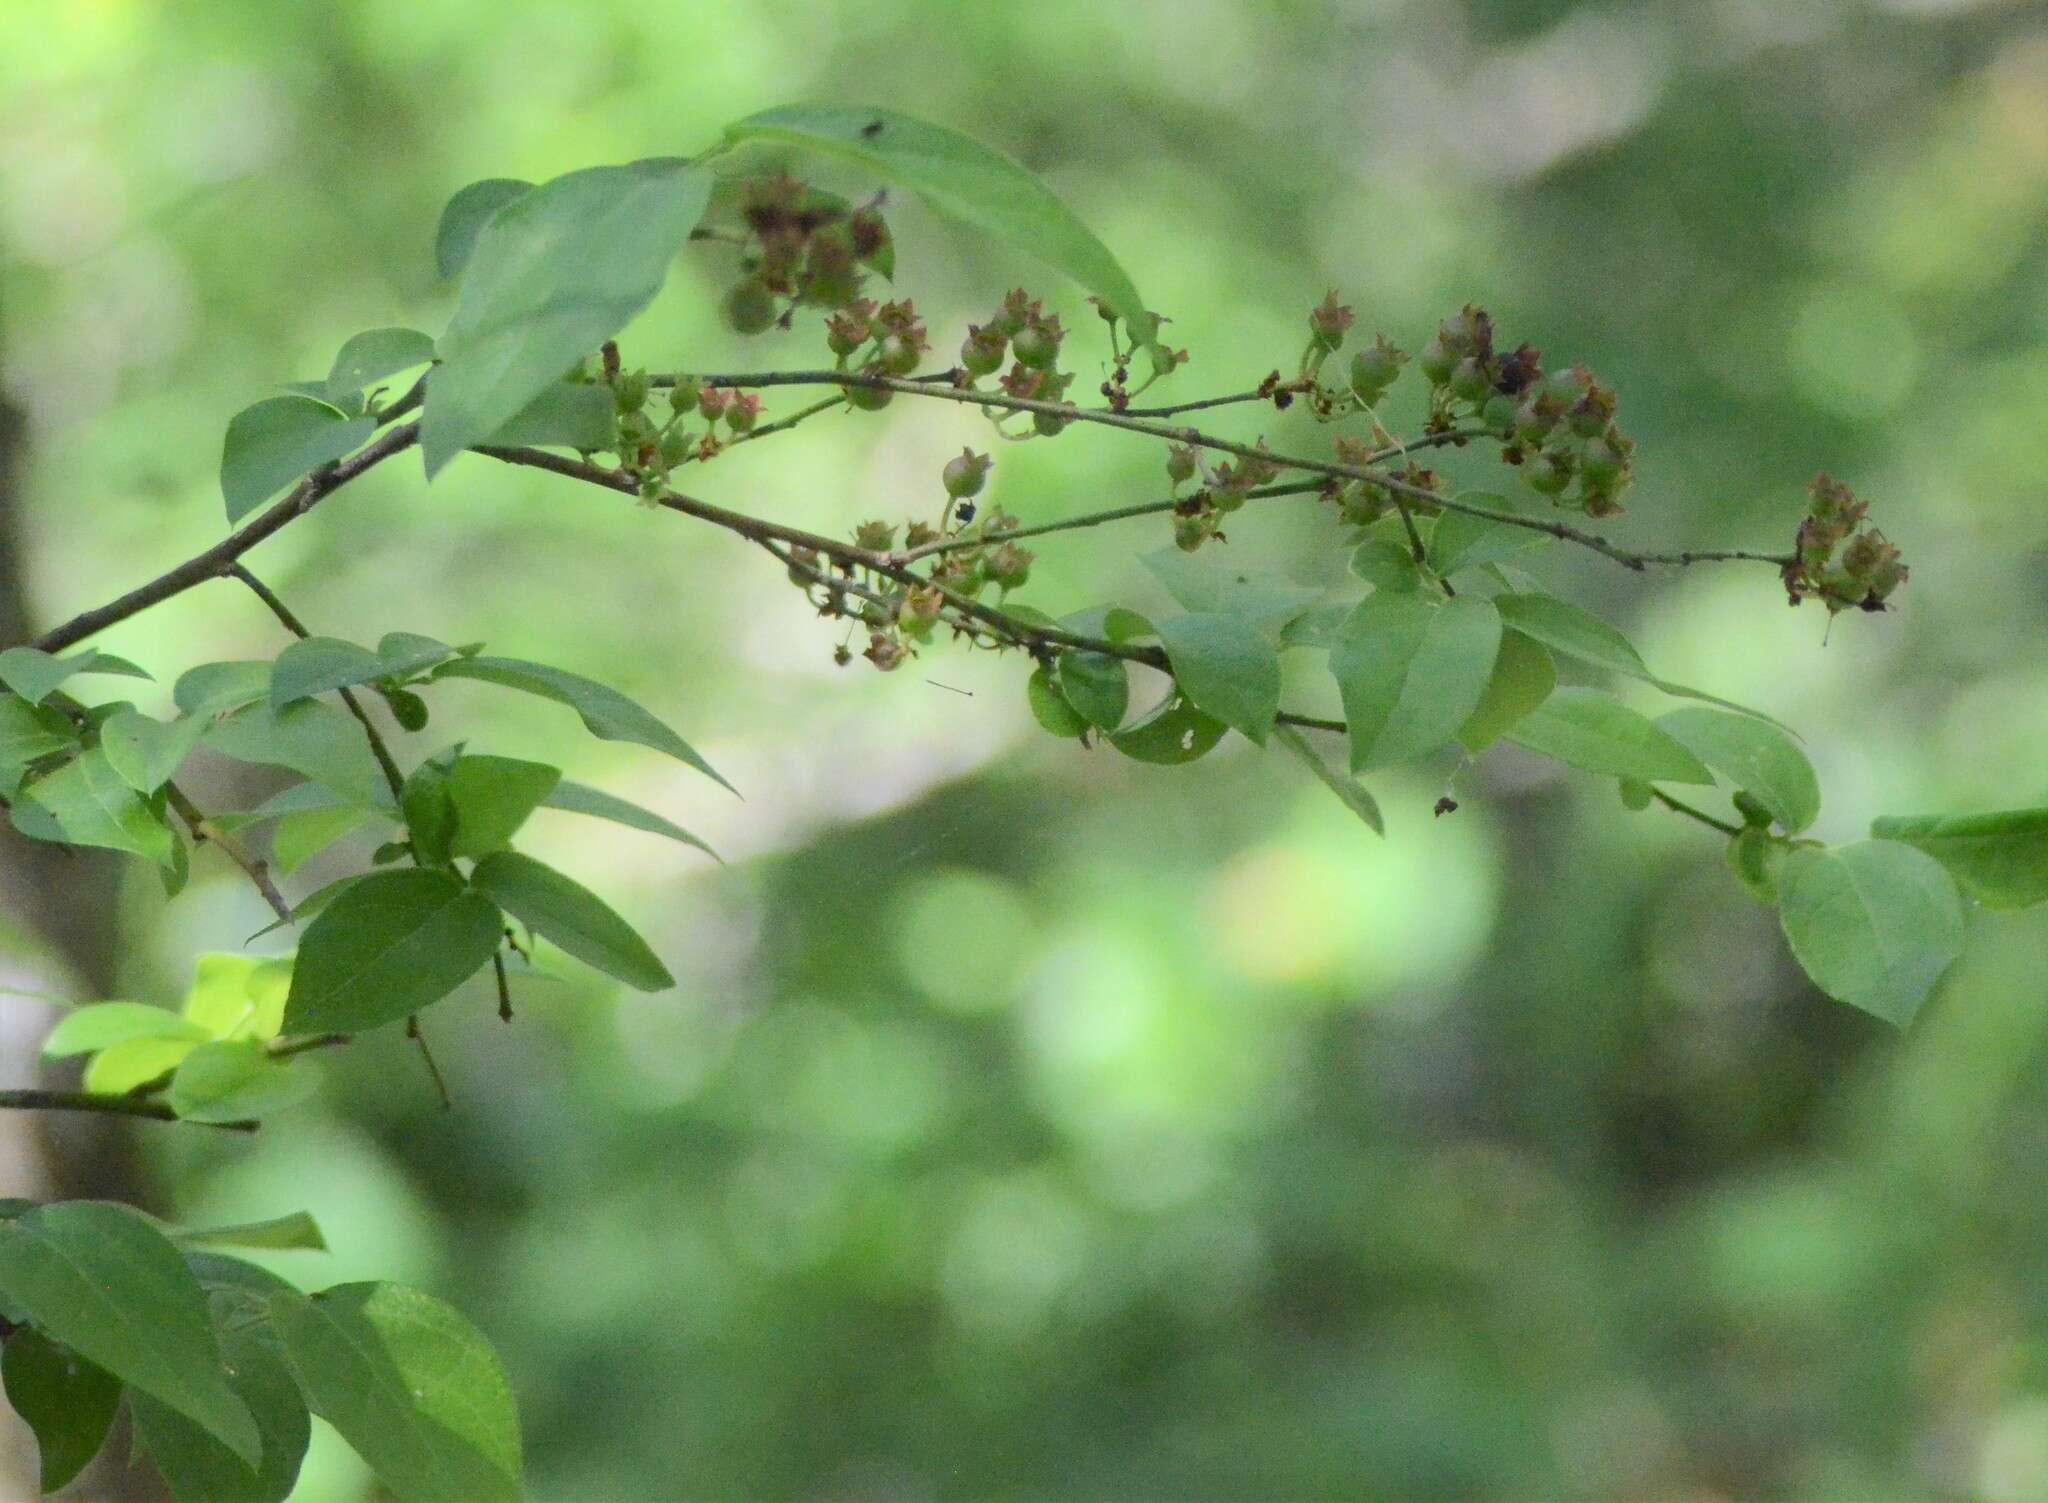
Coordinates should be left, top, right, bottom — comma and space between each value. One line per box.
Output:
3, 1326, 120, 1492
725, 105, 1168, 370
423, 158, 712, 476
1425, 492, 1557, 578
471, 851, 671, 991
1655, 707, 1821, 834
1106, 691, 1228, 765
1331, 595, 1502, 771
24, 749, 177, 865
273, 805, 381, 874
1270, 722, 1383, 834
1457, 628, 1555, 752
1778, 841, 1966, 1026
130, 1260, 311, 1503
539, 779, 719, 861
1869, 807, 2048, 910
100, 708, 209, 793
270, 1282, 521, 1503
282, 869, 503, 1034
434, 177, 533, 280
269, 636, 388, 709
175, 661, 272, 717
446, 754, 560, 857
326, 327, 436, 403
167, 1041, 317, 1124
205, 699, 392, 808
432, 655, 732, 793
1277, 601, 1355, 650
42, 1001, 209, 1058
84, 1036, 201, 1094
1139, 548, 1320, 630
221, 394, 376, 524
0, 1203, 260, 1466
400, 755, 458, 868
181, 953, 292, 1043
1055, 649, 1128, 732
1726, 826, 1787, 905
377, 632, 458, 681
479, 380, 618, 451
0, 693, 73, 761
0, 646, 149, 706
1348, 538, 1425, 594
1027, 666, 1088, 739
175, 1212, 327, 1253
1507, 688, 1714, 785
1154, 612, 1280, 745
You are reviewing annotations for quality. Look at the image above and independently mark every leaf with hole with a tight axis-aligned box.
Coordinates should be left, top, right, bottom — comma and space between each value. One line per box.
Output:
1106, 692, 1228, 765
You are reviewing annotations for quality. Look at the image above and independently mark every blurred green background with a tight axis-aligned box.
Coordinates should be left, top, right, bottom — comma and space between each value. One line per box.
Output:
6, 1, 2048, 1498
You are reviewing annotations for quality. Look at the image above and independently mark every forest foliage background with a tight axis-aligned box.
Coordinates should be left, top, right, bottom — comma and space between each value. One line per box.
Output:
5, 1, 2048, 1497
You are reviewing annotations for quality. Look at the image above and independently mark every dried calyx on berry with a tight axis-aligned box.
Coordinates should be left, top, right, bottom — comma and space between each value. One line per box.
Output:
942, 448, 992, 500
1308, 290, 1354, 356
1782, 473, 1907, 613
1348, 335, 1408, 408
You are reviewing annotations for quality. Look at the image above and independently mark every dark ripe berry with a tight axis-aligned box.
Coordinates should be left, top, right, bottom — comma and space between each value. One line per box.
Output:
1525, 451, 1573, 495
954, 500, 977, 524
1419, 336, 1455, 386
847, 382, 893, 411
942, 448, 991, 499
1449, 357, 1492, 406
1011, 323, 1058, 369
724, 279, 778, 335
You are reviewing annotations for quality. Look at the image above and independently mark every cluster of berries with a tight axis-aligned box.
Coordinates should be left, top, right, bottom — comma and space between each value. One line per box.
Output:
1784, 474, 1907, 612
610, 372, 761, 501
961, 290, 1077, 434
1326, 442, 1446, 530
822, 299, 932, 409
721, 176, 892, 334
1163, 443, 1282, 552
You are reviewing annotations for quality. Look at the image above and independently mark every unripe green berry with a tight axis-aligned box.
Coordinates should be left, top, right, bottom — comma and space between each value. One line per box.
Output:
987, 542, 1033, 589
1449, 356, 1492, 406
1419, 337, 1455, 386
1481, 394, 1518, 433
657, 428, 692, 468
942, 448, 991, 499
1579, 437, 1624, 488
876, 333, 919, 377
847, 383, 892, 411
613, 370, 649, 414
1011, 323, 1058, 370
1165, 445, 1198, 485
668, 376, 702, 414
1033, 409, 1069, 437
960, 324, 1006, 377
1525, 451, 1573, 495
723, 280, 777, 335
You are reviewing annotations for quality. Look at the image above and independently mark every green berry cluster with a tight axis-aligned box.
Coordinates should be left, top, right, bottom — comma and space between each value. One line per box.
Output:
1783, 473, 1907, 612
720, 175, 892, 334
1165, 444, 1281, 552
825, 298, 931, 409
1326, 447, 1446, 529
958, 290, 1077, 435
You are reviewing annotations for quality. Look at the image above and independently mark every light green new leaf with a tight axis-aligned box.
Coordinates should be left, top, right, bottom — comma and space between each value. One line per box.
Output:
433, 177, 533, 280
1331, 595, 1502, 771
1055, 649, 1128, 732
42, 1001, 209, 1058
175, 1212, 327, 1253
0, 1203, 261, 1466
221, 394, 376, 524
471, 851, 672, 991
326, 327, 436, 403
1778, 841, 1966, 1026
100, 708, 209, 793
84, 1036, 202, 1094
541, 779, 718, 861
1457, 628, 1555, 752
167, 1041, 318, 1124
282, 869, 503, 1034
1139, 548, 1320, 631
1869, 807, 2048, 910
1270, 722, 1383, 834
1426, 492, 1558, 578
725, 104, 1168, 370
271, 1282, 521, 1503
432, 655, 732, 793
446, 754, 560, 857
181, 954, 292, 1043
270, 636, 389, 709
1155, 612, 1280, 745
24, 749, 177, 865
1656, 706, 1821, 833
0, 646, 149, 706
1106, 692, 1228, 765
423, 158, 712, 475
1507, 688, 1714, 784
3, 1326, 121, 1493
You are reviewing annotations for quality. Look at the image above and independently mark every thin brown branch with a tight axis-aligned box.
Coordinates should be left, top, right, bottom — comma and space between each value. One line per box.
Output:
0, 1088, 257, 1130
163, 782, 292, 923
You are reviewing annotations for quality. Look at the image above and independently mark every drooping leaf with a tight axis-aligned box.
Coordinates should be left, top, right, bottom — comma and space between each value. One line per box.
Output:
1655, 707, 1821, 834
1055, 649, 1128, 732
433, 177, 534, 280
269, 636, 389, 709
423, 158, 712, 475
1270, 722, 1383, 834
2, 1325, 121, 1493
471, 851, 672, 991
41, 1001, 209, 1058
100, 707, 209, 793
724, 105, 1169, 369
1154, 612, 1280, 745
539, 780, 718, 860
325, 327, 436, 404
204, 699, 392, 808
1869, 807, 2048, 910
282, 869, 503, 1034
167, 1041, 318, 1124
1777, 841, 1966, 1026
221, 394, 376, 524
83, 1036, 201, 1094
1027, 666, 1088, 739
446, 754, 560, 857
479, 380, 618, 451
1106, 691, 1229, 765
1348, 538, 1425, 594
1139, 548, 1320, 631
0, 646, 149, 706
431, 655, 732, 792
1330, 595, 1502, 771
1425, 492, 1558, 578
23, 749, 177, 865
1506, 688, 1715, 785
0, 1203, 260, 1466
270, 1282, 521, 1503
174, 1213, 327, 1253
1457, 628, 1555, 752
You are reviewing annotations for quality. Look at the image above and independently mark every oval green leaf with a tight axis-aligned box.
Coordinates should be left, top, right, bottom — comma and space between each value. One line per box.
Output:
282, 869, 504, 1034
221, 394, 376, 525
1778, 841, 1966, 1026
1331, 595, 1502, 771
1656, 706, 1821, 834
1869, 807, 2048, 910
1154, 612, 1279, 745
470, 851, 672, 991
1506, 688, 1715, 785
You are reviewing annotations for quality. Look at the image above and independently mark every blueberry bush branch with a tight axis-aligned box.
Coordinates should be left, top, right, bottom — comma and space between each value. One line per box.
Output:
0, 102, 2038, 1503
